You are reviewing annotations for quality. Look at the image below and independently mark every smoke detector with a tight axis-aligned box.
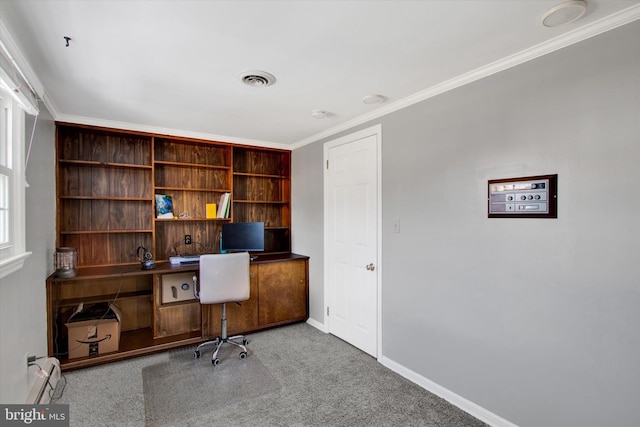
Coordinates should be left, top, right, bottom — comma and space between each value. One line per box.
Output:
238, 70, 276, 87
362, 94, 387, 105
542, 1, 587, 27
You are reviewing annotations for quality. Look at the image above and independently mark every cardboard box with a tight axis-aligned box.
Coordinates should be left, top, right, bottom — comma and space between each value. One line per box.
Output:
66, 303, 122, 359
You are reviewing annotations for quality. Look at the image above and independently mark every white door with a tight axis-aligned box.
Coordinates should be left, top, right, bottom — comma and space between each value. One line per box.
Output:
325, 125, 380, 357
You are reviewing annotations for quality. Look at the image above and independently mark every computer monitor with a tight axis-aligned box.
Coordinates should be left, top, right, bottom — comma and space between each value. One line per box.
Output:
221, 222, 265, 253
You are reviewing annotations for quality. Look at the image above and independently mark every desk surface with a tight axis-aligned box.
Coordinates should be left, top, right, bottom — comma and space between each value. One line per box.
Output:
48, 253, 309, 282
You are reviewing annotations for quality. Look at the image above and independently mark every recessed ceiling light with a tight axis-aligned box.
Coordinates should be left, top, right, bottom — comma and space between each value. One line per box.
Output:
311, 110, 328, 119
238, 70, 276, 87
541, 1, 587, 27
362, 94, 387, 105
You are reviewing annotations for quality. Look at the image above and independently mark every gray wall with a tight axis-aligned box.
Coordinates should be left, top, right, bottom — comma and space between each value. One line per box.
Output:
291, 141, 325, 324
292, 20, 640, 427
0, 112, 56, 402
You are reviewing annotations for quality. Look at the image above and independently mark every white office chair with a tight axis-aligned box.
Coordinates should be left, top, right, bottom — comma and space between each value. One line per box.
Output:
193, 252, 250, 365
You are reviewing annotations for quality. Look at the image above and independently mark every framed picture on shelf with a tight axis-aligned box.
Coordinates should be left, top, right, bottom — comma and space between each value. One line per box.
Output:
155, 194, 174, 219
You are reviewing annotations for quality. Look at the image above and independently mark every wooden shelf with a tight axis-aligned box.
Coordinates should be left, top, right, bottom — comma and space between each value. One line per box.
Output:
155, 186, 229, 193
50, 263, 158, 281
234, 200, 288, 204
154, 218, 229, 222
59, 196, 153, 201
155, 160, 230, 170
57, 290, 152, 308
58, 159, 152, 169
60, 229, 153, 234
233, 172, 288, 179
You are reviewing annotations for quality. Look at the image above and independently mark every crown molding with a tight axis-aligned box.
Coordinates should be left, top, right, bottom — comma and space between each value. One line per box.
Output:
0, 19, 45, 100
50, 111, 291, 151
291, 3, 640, 150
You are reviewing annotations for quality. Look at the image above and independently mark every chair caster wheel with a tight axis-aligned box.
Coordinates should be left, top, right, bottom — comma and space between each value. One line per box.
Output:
194, 350, 200, 359
212, 358, 221, 366
239, 351, 247, 359
243, 339, 248, 345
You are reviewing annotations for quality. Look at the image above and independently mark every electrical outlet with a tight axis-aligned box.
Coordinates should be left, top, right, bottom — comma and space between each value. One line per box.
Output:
184, 234, 192, 245
26, 353, 36, 369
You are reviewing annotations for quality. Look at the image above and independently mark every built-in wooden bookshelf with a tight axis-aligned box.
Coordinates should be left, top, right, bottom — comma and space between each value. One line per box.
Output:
56, 125, 154, 266
232, 147, 291, 254
55, 123, 292, 267
51, 123, 304, 371
153, 137, 232, 258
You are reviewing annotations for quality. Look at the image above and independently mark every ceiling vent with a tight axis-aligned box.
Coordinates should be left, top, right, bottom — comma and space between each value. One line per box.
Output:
238, 70, 276, 87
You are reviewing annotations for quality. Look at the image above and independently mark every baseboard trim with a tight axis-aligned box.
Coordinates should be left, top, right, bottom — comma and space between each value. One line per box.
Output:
306, 317, 326, 332
306, 320, 515, 426
380, 356, 517, 427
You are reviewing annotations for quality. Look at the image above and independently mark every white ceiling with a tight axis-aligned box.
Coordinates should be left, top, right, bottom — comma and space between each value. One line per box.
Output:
2, 0, 640, 149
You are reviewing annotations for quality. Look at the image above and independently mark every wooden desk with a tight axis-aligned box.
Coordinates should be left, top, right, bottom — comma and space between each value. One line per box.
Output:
46, 254, 308, 370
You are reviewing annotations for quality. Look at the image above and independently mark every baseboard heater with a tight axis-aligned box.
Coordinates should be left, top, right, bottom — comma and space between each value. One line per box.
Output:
25, 357, 61, 404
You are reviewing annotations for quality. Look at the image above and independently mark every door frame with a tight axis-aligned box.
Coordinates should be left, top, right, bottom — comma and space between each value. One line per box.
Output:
323, 124, 382, 359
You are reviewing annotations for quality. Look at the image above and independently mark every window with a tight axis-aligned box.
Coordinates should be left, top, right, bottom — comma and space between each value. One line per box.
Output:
0, 85, 30, 279
0, 23, 38, 278
0, 93, 10, 247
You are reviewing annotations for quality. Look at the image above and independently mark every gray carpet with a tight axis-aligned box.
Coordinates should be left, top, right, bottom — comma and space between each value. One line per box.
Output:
142, 347, 281, 426
56, 322, 487, 426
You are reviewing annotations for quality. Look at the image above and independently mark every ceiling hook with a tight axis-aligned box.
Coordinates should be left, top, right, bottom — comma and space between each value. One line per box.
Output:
64, 36, 71, 47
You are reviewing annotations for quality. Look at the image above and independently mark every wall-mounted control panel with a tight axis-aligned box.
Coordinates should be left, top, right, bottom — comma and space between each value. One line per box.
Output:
488, 174, 557, 218
161, 272, 197, 304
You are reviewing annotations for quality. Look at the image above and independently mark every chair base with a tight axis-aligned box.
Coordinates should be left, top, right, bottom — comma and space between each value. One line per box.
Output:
194, 334, 248, 365
194, 302, 248, 365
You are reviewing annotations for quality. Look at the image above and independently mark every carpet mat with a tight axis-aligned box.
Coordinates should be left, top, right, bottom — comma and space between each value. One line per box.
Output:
142, 346, 281, 427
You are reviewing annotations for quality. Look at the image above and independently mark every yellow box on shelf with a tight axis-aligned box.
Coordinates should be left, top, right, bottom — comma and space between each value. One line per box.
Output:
206, 203, 217, 219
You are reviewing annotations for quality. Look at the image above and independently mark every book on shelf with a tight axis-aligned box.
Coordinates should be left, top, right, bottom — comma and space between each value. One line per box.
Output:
217, 193, 231, 218
206, 203, 217, 219
155, 194, 174, 219
224, 194, 231, 218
